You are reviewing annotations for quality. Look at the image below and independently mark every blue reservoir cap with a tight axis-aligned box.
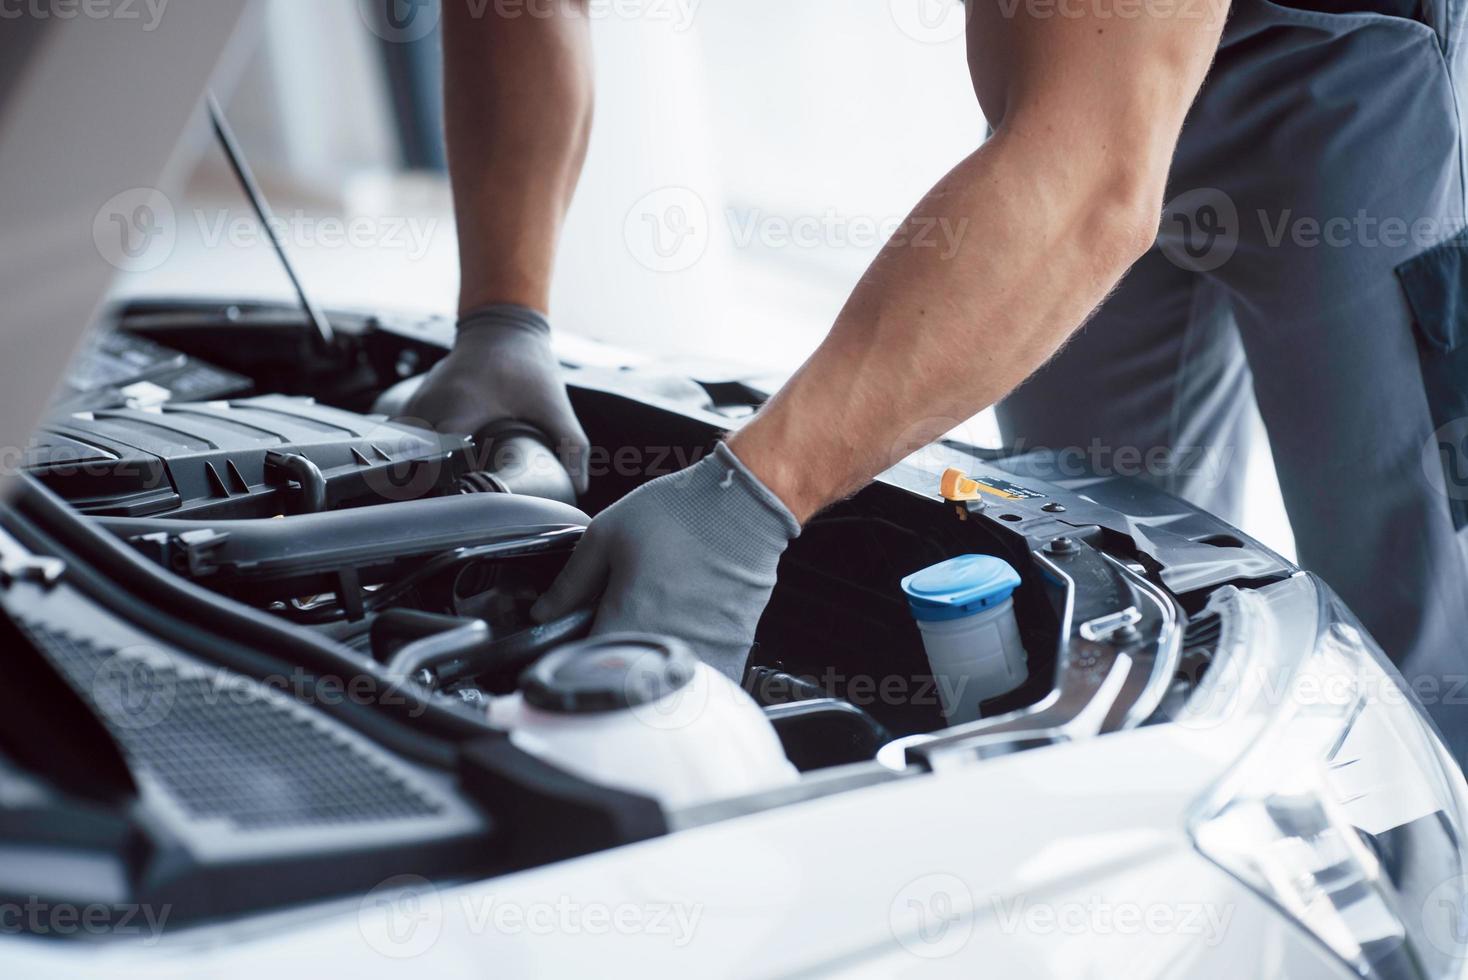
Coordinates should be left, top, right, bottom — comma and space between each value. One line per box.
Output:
901, 554, 1022, 622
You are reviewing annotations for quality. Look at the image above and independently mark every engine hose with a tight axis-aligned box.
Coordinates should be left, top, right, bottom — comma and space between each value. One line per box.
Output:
393, 607, 596, 689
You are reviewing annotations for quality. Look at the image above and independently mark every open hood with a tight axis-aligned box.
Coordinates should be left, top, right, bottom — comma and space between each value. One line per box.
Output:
0, 2, 251, 492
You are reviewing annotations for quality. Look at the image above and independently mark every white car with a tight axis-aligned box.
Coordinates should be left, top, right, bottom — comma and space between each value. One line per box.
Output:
1, 6, 1465, 979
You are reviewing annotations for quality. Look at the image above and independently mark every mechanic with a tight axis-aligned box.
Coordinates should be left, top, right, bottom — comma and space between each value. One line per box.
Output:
406, 0, 1468, 756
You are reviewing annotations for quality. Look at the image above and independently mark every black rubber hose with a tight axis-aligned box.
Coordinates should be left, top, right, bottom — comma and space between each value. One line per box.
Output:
402, 607, 596, 689
265, 451, 328, 513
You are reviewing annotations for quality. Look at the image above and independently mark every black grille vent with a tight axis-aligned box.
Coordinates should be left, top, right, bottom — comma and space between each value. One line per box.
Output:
18, 621, 442, 830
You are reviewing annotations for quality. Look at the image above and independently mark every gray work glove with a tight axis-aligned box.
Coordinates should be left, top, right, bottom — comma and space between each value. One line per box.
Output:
531, 442, 801, 681
402, 304, 590, 494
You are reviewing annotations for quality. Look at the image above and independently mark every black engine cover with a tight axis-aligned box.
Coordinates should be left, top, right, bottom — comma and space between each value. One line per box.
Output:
25, 395, 472, 518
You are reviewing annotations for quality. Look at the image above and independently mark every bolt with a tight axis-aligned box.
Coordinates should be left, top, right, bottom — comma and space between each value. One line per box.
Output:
1042, 502, 1067, 513
1045, 536, 1079, 555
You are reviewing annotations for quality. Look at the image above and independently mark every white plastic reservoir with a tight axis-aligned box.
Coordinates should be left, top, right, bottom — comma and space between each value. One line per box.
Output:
901, 554, 1029, 725
487, 633, 798, 810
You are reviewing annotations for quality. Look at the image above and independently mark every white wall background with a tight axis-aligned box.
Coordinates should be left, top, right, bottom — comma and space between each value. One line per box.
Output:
112, 0, 1293, 557
144, 0, 983, 371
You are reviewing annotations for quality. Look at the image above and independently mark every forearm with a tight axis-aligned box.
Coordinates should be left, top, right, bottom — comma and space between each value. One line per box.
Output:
729, 134, 1156, 522
730, 4, 1224, 524
443, 0, 593, 315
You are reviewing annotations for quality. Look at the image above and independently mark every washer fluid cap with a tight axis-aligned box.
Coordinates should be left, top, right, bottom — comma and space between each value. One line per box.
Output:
901, 554, 1022, 622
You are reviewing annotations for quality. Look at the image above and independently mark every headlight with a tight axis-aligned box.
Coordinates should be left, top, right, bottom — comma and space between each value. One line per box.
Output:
1185, 575, 1468, 979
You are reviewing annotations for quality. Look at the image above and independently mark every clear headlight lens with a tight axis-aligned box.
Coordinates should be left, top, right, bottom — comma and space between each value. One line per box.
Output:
1186, 576, 1468, 979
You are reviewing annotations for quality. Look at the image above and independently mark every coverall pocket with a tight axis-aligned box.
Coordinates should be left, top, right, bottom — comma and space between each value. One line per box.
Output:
1254, 0, 1442, 44
1398, 229, 1468, 529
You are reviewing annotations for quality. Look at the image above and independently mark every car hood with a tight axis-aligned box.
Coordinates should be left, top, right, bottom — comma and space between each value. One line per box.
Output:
0, 3, 251, 494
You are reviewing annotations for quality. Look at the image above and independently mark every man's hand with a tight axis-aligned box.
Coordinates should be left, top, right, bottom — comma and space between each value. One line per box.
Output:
402, 304, 590, 493
527, 0, 1229, 677
434, 0, 594, 488
531, 442, 800, 681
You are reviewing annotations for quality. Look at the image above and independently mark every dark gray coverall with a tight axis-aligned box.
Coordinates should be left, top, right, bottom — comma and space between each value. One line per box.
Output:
997, 0, 1468, 755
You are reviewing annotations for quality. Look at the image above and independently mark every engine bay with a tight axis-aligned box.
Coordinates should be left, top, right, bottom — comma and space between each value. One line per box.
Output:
0, 299, 1293, 926
29, 301, 1079, 752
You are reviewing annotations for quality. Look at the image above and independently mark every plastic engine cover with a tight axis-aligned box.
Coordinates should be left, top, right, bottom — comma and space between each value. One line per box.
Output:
25, 395, 472, 518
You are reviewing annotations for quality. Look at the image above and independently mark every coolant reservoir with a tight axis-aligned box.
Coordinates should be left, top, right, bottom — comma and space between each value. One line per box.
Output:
901, 554, 1029, 725
487, 634, 799, 809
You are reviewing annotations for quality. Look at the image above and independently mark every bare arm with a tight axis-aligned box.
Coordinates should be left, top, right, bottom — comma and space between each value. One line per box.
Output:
442, 0, 593, 315
729, 1, 1226, 522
